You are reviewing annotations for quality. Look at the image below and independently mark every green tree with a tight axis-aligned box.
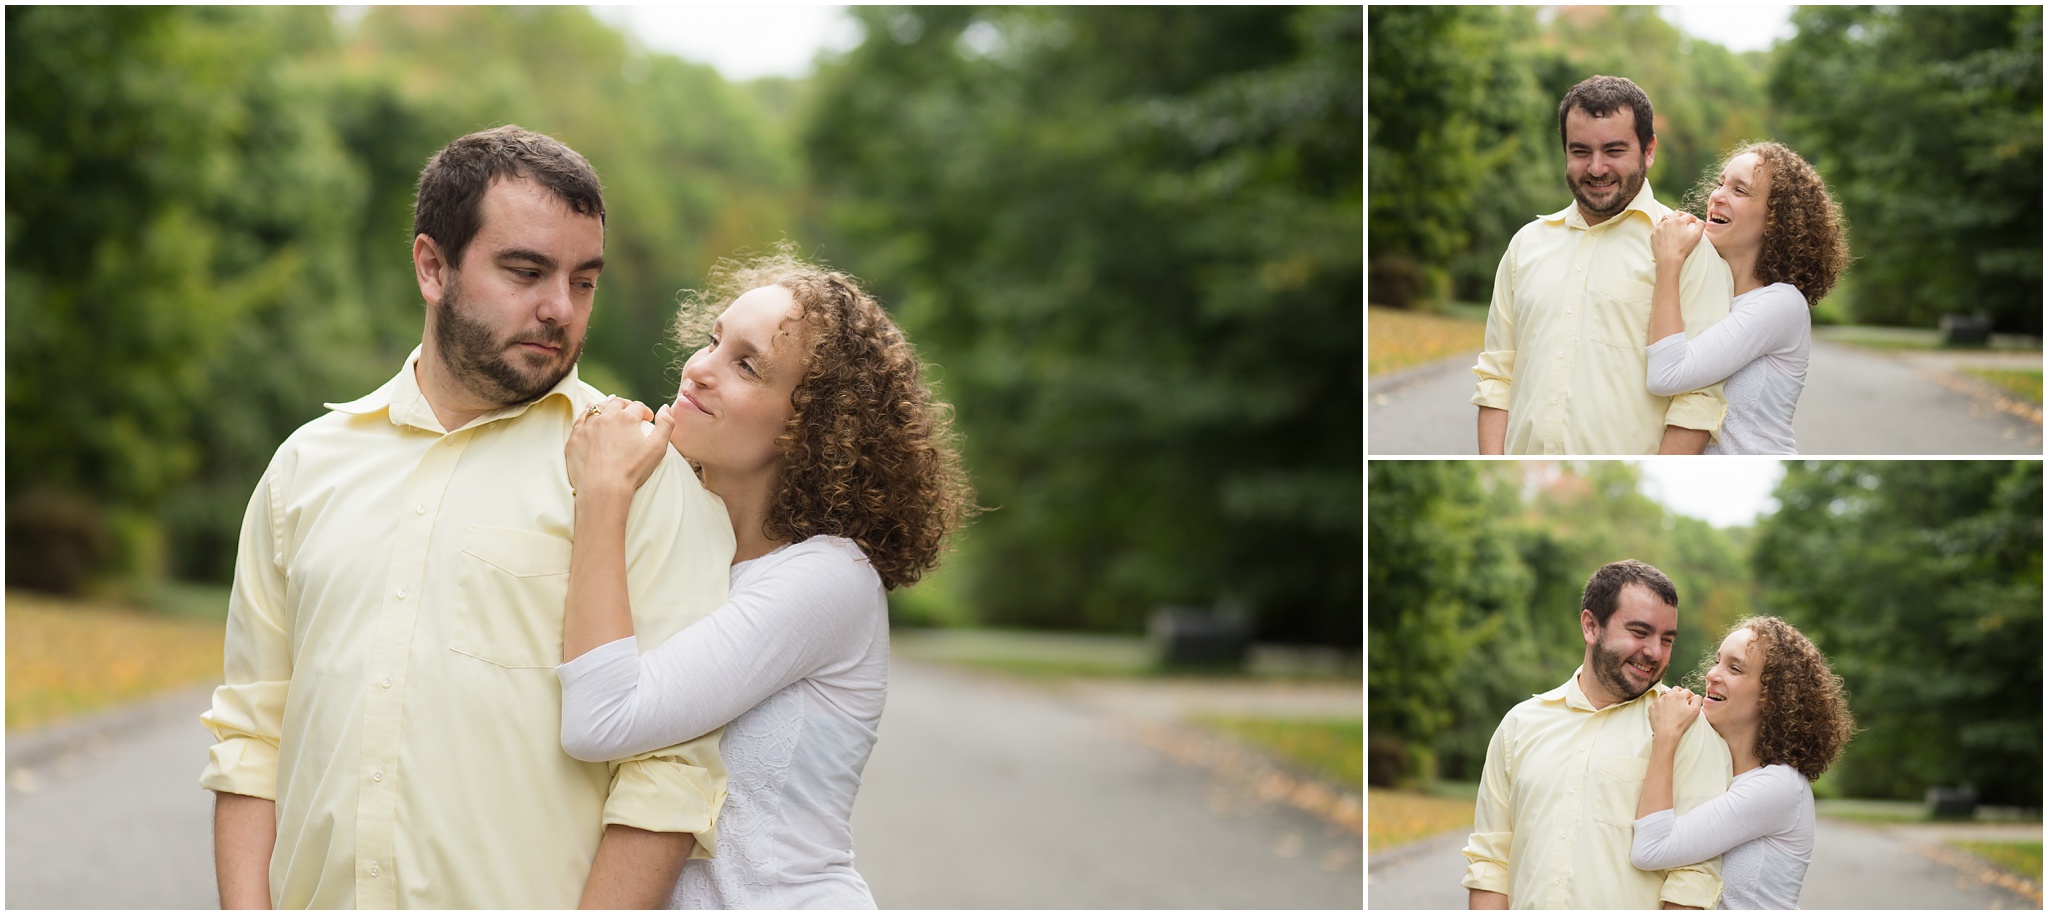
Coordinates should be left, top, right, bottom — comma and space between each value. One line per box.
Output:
7, 6, 379, 585
1367, 6, 1550, 307
1770, 6, 2043, 332
807, 7, 1360, 644
1368, 462, 1532, 785
1752, 461, 2042, 805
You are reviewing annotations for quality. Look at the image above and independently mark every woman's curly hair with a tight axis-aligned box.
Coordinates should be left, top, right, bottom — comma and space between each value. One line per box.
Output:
1686, 616, 1856, 782
1683, 141, 1851, 307
671, 244, 975, 590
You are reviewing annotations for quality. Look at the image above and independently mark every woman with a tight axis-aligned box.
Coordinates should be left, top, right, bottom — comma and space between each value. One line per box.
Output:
557, 248, 974, 908
1647, 142, 1850, 454
1631, 617, 1856, 909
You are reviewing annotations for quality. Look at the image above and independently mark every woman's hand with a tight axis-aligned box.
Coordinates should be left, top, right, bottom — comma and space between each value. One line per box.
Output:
567, 398, 678, 502
1648, 687, 1703, 742
1652, 211, 1705, 269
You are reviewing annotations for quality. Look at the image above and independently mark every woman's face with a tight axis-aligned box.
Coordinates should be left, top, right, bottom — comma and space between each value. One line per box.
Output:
1701, 626, 1764, 734
669, 285, 806, 479
1702, 152, 1771, 257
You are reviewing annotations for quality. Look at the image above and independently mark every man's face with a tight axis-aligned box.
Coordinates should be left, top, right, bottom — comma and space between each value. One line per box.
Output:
1584, 583, 1677, 705
429, 177, 604, 406
1563, 106, 1655, 225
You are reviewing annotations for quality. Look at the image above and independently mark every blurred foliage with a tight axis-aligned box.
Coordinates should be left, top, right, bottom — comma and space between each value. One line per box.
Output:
1368, 6, 2042, 333
805, 6, 1360, 645
7, 591, 227, 730
1369, 460, 2042, 808
1752, 461, 2042, 806
1198, 715, 1363, 791
1364, 787, 1477, 856
7, 6, 799, 586
1365, 306, 1487, 376
1771, 6, 2042, 334
6, 7, 1357, 649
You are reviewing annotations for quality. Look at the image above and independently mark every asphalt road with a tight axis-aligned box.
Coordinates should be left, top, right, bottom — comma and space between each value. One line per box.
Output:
1366, 818, 2039, 909
5, 661, 1363, 909
1368, 341, 2042, 455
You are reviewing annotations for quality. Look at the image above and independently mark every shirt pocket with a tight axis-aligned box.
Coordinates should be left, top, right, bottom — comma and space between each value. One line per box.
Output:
452, 526, 572, 669
1593, 754, 1649, 827
1589, 276, 1654, 351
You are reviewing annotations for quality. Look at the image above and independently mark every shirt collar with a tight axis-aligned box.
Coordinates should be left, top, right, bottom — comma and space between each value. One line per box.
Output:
1536, 665, 1670, 713
325, 344, 599, 433
1539, 179, 1666, 232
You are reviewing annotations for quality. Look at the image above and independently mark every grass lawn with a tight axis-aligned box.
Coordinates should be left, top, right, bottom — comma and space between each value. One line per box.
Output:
1368, 787, 1475, 856
1368, 305, 1485, 376
7, 590, 226, 731
1963, 368, 2043, 404
1196, 715, 1361, 791
1949, 840, 2044, 882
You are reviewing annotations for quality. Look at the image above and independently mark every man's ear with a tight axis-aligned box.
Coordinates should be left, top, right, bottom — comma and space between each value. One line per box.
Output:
414, 234, 449, 307
1581, 608, 1600, 646
1643, 134, 1658, 172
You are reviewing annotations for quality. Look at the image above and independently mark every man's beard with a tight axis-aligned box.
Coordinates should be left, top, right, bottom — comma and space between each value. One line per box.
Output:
1590, 631, 1660, 703
432, 274, 581, 406
1568, 157, 1647, 221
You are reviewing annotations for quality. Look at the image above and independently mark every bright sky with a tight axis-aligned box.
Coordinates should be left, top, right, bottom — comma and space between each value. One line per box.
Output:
589, 5, 859, 81
1633, 459, 1787, 528
1660, 4, 1798, 53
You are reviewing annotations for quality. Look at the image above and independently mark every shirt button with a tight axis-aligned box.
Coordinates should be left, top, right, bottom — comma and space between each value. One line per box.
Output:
369, 861, 380, 878
396, 587, 407, 600
414, 504, 426, 515
372, 768, 384, 782
380, 677, 392, 689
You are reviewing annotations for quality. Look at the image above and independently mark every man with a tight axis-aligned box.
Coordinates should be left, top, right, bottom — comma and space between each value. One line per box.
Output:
1473, 75, 1732, 455
201, 126, 735, 908
1462, 560, 1733, 909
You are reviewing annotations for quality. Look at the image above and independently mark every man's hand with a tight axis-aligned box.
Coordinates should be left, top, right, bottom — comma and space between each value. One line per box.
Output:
214, 791, 276, 909
1656, 425, 1710, 454
1477, 407, 1509, 455
1469, 888, 1510, 909
580, 824, 694, 909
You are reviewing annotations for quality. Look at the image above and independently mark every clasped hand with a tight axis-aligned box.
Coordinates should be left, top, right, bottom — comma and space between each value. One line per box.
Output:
1653, 211, 1705, 267
1649, 686, 1703, 740
567, 397, 677, 500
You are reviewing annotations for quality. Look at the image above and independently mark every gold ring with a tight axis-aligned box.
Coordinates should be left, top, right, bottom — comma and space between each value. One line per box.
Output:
585, 404, 604, 418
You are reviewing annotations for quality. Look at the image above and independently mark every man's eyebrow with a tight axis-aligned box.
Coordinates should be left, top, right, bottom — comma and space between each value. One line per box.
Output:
496, 247, 557, 270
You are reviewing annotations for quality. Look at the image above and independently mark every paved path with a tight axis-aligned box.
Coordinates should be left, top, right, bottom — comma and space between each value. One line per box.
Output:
1366, 818, 2040, 909
1368, 341, 2042, 454
5, 661, 1363, 909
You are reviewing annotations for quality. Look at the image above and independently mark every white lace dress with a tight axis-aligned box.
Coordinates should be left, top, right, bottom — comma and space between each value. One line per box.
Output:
1645, 282, 1811, 454
557, 536, 889, 909
1630, 764, 1815, 909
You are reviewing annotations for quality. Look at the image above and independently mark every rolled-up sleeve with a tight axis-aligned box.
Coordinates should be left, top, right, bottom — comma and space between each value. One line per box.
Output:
1471, 241, 1518, 410
600, 738, 726, 855
199, 467, 292, 799
1660, 240, 1734, 436
1656, 722, 1734, 908
1461, 715, 1515, 895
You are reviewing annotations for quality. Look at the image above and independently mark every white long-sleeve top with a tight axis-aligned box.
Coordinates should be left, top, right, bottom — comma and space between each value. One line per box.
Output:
1646, 282, 1810, 454
1631, 763, 1815, 909
558, 535, 889, 909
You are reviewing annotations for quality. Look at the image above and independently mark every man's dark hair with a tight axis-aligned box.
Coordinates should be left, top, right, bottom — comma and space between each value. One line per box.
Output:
1557, 75, 1655, 154
412, 125, 605, 269
1581, 559, 1678, 627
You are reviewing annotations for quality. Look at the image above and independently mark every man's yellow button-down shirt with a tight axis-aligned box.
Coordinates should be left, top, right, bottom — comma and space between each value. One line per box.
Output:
200, 347, 736, 908
1462, 668, 1733, 909
1472, 181, 1732, 454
